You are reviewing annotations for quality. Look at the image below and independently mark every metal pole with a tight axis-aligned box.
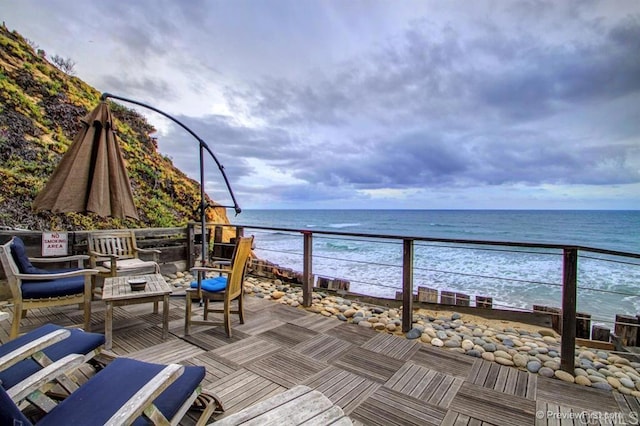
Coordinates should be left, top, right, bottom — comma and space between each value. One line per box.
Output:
561, 247, 578, 373
402, 238, 414, 333
200, 144, 206, 265
302, 231, 313, 307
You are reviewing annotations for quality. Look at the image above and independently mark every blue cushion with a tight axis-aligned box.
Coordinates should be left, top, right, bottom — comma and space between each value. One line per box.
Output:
21, 275, 86, 299
0, 383, 32, 426
0, 324, 105, 389
190, 276, 227, 293
10, 236, 48, 274
38, 358, 205, 426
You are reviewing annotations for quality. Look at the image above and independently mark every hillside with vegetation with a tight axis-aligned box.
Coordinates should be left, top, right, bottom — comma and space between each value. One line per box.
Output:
0, 24, 230, 231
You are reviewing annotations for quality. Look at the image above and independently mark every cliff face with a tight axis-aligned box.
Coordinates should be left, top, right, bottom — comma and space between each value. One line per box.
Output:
0, 24, 230, 231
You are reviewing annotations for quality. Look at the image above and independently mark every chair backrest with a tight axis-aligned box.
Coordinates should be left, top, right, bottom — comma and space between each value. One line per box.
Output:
226, 236, 253, 299
88, 230, 139, 259
0, 238, 23, 301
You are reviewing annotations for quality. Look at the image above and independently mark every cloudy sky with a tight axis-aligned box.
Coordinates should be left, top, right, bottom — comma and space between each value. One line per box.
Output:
4, 1, 640, 210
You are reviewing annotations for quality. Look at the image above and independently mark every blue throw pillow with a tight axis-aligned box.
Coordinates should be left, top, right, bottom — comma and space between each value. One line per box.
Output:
10, 237, 48, 274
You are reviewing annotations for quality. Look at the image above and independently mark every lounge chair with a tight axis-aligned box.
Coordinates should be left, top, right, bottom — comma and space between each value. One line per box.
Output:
0, 323, 104, 390
185, 236, 253, 337
0, 237, 97, 338
0, 356, 220, 425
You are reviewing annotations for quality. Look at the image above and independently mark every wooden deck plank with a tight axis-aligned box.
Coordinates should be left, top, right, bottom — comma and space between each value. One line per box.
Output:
291, 312, 343, 333
234, 316, 286, 336
182, 351, 240, 384
304, 366, 381, 415
207, 368, 286, 419
257, 323, 319, 347
331, 346, 406, 384
362, 333, 420, 361
125, 339, 205, 363
411, 345, 475, 377
246, 348, 328, 388
449, 381, 536, 426
612, 392, 640, 425
265, 303, 311, 321
181, 326, 250, 351
328, 322, 378, 346
210, 335, 281, 365
536, 375, 620, 413
293, 334, 353, 362
441, 410, 498, 426
350, 386, 446, 425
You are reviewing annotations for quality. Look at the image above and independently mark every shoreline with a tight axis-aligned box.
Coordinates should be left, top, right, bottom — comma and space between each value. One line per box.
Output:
167, 271, 640, 397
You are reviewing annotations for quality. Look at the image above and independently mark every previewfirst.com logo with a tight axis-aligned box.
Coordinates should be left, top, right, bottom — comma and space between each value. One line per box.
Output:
535, 410, 638, 424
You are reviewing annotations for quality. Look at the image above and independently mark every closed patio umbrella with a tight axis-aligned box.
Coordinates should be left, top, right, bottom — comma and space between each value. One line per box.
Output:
33, 101, 139, 219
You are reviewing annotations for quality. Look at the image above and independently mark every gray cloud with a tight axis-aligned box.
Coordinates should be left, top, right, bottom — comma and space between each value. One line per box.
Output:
4, 0, 639, 208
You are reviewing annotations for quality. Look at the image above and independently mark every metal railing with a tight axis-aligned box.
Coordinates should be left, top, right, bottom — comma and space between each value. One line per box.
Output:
192, 222, 640, 373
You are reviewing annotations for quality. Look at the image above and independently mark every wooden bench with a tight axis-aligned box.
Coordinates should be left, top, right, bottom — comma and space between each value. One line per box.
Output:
213, 385, 352, 425
87, 230, 160, 280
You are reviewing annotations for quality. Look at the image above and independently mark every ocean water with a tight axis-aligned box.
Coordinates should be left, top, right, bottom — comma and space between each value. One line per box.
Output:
232, 210, 640, 327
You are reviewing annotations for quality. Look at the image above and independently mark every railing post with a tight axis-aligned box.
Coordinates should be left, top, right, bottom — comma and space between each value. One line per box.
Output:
186, 223, 195, 268
561, 247, 578, 373
236, 226, 244, 238
302, 231, 313, 307
402, 238, 414, 333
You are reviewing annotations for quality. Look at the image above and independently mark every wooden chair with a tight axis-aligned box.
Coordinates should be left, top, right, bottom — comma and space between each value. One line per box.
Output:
87, 230, 160, 278
0, 237, 97, 339
185, 236, 253, 337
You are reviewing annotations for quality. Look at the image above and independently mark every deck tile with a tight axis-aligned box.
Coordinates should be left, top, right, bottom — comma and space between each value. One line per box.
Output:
292, 333, 353, 362
350, 385, 447, 425
386, 362, 463, 408
362, 332, 421, 361
245, 348, 327, 388
256, 322, 319, 347
411, 344, 475, 377
331, 346, 406, 384
304, 366, 381, 414
449, 381, 536, 426
210, 335, 281, 365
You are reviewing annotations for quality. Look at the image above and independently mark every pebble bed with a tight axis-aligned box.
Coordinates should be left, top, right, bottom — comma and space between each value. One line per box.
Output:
167, 272, 640, 397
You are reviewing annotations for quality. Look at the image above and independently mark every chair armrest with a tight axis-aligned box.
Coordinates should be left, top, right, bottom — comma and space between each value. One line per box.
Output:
104, 364, 184, 426
30, 254, 90, 269
7, 353, 85, 402
136, 248, 161, 255
15, 269, 99, 280
29, 255, 90, 263
191, 266, 231, 275
0, 329, 71, 373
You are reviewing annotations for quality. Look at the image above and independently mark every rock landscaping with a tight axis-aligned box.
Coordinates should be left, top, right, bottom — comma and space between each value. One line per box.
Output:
167, 272, 640, 397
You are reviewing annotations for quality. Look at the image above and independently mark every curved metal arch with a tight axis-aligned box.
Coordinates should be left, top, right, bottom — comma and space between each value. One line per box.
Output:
101, 92, 241, 264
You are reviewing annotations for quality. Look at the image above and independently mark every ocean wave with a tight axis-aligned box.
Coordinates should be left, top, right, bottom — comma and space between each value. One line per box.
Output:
328, 222, 361, 228
325, 241, 360, 251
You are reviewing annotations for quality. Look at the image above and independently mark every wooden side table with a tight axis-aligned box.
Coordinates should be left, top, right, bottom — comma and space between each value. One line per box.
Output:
102, 274, 173, 350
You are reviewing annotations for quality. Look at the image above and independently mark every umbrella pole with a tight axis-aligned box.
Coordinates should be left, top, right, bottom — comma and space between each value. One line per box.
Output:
200, 144, 207, 266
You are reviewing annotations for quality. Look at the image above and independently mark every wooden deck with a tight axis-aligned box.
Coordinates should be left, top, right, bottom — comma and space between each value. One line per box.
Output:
1, 295, 637, 425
